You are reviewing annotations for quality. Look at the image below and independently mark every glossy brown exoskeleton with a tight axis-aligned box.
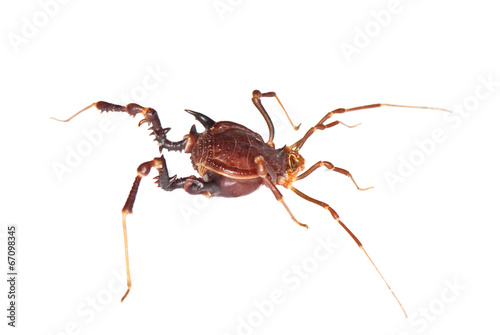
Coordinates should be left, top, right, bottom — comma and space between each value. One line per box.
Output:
52, 90, 450, 316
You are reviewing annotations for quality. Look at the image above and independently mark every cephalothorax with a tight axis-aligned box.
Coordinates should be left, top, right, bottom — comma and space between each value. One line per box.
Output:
52, 90, 450, 317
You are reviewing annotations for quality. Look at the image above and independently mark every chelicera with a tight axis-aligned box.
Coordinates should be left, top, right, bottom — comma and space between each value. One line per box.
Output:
52, 90, 450, 316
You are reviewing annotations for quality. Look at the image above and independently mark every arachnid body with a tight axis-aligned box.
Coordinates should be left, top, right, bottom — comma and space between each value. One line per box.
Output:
52, 90, 450, 317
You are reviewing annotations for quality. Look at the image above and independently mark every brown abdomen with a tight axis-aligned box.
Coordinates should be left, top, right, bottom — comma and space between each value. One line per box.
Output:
191, 121, 283, 179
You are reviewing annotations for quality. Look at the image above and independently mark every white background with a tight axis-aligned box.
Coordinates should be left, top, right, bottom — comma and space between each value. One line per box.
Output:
1, 0, 499, 334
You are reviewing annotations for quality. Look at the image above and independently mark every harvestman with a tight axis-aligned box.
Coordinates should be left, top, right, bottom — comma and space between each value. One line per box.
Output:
52, 90, 450, 317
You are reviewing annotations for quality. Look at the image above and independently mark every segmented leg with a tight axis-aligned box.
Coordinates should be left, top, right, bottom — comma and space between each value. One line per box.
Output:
120, 155, 235, 301
120, 156, 167, 301
295, 161, 373, 191
252, 90, 301, 147
51, 102, 188, 151
254, 156, 308, 229
292, 111, 360, 150
286, 184, 407, 318
52, 100, 233, 301
292, 103, 451, 150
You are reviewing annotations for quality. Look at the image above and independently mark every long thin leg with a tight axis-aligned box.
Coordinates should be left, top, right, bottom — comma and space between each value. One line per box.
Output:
292, 116, 360, 151
51, 102, 188, 152
120, 157, 165, 301
252, 90, 301, 147
254, 156, 308, 229
286, 184, 407, 318
291, 103, 451, 150
120, 156, 226, 301
295, 161, 373, 191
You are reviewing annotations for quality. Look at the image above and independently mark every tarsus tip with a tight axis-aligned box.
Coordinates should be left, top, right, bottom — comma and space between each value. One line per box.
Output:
49, 116, 69, 122
121, 288, 130, 302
